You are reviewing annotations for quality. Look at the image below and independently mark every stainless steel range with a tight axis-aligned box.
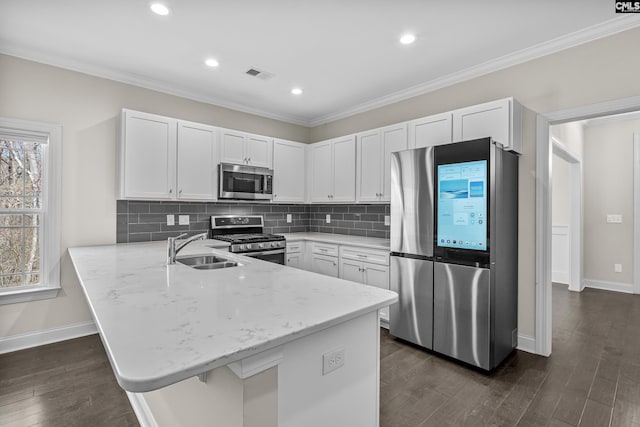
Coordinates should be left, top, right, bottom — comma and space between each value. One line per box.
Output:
210, 215, 286, 265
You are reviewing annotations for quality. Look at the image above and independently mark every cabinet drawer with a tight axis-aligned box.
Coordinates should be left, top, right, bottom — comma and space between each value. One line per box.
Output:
311, 242, 339, 257
340, 246, 389, 266
286, 241, 303, 254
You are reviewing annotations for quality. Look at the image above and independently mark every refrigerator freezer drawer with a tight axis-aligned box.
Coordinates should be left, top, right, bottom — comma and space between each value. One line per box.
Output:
433, 262, 491, 370
389, 256, 434, 349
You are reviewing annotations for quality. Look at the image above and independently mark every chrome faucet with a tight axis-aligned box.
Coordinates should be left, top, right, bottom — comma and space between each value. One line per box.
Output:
167, 232, 208, 264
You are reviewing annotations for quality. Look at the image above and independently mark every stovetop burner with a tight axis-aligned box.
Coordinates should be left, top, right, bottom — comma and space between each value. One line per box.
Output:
210, 215, 286, 254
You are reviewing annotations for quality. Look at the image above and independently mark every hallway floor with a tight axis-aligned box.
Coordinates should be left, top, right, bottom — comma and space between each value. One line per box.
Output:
380, 284, 640, 426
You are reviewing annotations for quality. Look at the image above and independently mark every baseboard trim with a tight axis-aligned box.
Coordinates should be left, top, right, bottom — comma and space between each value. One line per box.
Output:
0, 321, 98, 354
583, 278, 634, 294
126, 392, 158, 427
517, 334, 537, 354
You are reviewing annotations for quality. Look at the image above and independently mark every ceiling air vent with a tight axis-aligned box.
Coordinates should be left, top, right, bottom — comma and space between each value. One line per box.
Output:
245, 67, 275, 81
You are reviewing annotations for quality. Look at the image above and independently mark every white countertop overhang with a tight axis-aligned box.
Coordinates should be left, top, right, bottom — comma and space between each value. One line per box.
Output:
68, 238, 397, 392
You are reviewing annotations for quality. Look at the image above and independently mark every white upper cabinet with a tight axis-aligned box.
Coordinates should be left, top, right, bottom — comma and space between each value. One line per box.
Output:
332, 135, 357, 202
452, 97, 522, 153
177, 121, 218, 201
356, 123, 407, 202
118, 110, 218, 201
119, 110, 177, 200
273, 138, 306, 203
408, 112, 452, 149
220, 128, 273, 168
310, 136, 356, 203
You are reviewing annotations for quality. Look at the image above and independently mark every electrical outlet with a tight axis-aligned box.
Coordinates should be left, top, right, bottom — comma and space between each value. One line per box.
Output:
286, 213, 292, 223
178, 215, 190, 226
166, 215, 175, 226
326, 214, 331, 224
322, 348, 345, 375
614, 264, 622, 273
607, 214, 623, 223
384, 215, 390, 226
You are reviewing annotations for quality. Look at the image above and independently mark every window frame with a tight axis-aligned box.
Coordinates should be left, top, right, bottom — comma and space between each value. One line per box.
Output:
0, 117, 61, 305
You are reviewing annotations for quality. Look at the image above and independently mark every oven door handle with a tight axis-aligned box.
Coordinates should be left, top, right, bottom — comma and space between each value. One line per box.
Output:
243, 249, 286, 257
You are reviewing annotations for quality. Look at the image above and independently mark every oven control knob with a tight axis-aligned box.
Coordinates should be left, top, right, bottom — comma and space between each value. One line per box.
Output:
259, 243, 265, 249
239, 244, 246, 251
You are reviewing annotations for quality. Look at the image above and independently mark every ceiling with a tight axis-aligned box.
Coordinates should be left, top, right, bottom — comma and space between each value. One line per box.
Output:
1, 1, 638, 126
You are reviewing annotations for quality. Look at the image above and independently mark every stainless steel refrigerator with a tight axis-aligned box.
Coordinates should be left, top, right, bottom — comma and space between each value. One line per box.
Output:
389, 138, 518, 370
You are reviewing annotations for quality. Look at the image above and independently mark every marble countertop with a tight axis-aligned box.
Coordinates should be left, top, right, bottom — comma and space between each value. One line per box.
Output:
68, 240, 397, 393
282, 232, 390, 250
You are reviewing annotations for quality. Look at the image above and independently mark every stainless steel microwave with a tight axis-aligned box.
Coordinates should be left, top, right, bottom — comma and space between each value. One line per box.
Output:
218, 163, 273, 200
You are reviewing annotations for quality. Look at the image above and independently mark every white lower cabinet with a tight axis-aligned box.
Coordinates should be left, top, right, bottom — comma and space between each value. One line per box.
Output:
311, 254, 339, 277
309, 242, 339, 277
339, 246, 390, 323
286, 241, 305, 269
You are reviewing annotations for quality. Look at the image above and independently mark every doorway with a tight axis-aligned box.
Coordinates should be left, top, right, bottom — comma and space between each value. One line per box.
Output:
550, 136, 582, 292
535, 96, 640, 356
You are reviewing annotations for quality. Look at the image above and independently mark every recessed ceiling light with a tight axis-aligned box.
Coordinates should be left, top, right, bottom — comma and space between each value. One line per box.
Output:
400, 34, 416, 45
291, 88, 303, 95
150, 3, 170, 16
205, 58, 219, 68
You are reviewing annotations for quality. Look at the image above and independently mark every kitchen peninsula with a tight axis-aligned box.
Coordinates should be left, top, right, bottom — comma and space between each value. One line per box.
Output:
68, 239, 397, 427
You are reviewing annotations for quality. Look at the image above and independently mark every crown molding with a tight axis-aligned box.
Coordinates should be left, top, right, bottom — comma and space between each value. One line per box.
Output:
582, 110, 640, 127
308, 16, 640, 127
0, 44, 312, 127
2, 15, 639, 129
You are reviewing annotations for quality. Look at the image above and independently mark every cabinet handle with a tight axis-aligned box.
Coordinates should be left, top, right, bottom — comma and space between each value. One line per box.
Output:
357, 254, 367, 258
179, 189, 182, 194
248, 157, 251, 163
333, 262, 337, 266
169, 188, 173, 194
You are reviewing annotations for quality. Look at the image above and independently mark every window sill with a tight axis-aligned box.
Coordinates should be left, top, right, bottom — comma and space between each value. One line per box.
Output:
0, 285, 61, 305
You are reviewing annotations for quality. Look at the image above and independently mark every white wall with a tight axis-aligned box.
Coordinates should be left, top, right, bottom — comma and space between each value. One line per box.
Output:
583, 116, 640, 286
309, 27, 640, 337
0, 54, 309, 339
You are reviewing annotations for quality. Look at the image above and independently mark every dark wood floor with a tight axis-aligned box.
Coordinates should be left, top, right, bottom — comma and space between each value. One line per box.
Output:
380, 284, 640, 427
1, 284, 639, 426
0, 334, 138, 426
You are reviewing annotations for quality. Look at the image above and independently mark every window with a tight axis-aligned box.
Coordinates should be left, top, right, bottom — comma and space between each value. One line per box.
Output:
0, 117, 61, 304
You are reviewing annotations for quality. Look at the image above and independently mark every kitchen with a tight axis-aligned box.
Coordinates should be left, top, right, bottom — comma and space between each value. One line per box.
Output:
2, 2, 640, 426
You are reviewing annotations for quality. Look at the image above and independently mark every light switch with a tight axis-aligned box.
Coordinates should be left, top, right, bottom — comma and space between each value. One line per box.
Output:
326, 214, 331, 224
615, 264, 622, 273
384, 215, 390, 226
178, 215, 190, 226
166, 215, 175, 226
607, 214, 622, 223
286, 214, 292, 223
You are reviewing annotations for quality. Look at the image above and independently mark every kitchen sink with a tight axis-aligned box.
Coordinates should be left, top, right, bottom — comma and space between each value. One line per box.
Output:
176, 255, 240, 270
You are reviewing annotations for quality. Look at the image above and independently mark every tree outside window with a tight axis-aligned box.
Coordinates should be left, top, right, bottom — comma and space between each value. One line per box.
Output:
0, 139, 42, 288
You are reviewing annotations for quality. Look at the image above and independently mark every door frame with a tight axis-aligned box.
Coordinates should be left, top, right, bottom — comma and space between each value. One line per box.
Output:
634, 132, 640, 295
535, 96, 640, 357
551, 137, 582, 292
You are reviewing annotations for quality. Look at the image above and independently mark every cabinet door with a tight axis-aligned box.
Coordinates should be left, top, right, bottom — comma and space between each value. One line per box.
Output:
120, 110, 176, 200
453, 99, 510, 148
339, 259, 365, 284
273, 139, 305, 203
310, 141, 333, 202
408, 112, 452, 149
177, 121, 217, 201
380, 123, 408, 201
356, 130, 382, 202
311, 254, 339, 277
246, 133, 273, 168
331, 135, 356, 202
363, 263, 389, 290
286, 253, 303, 269
220, 129, 246, 165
